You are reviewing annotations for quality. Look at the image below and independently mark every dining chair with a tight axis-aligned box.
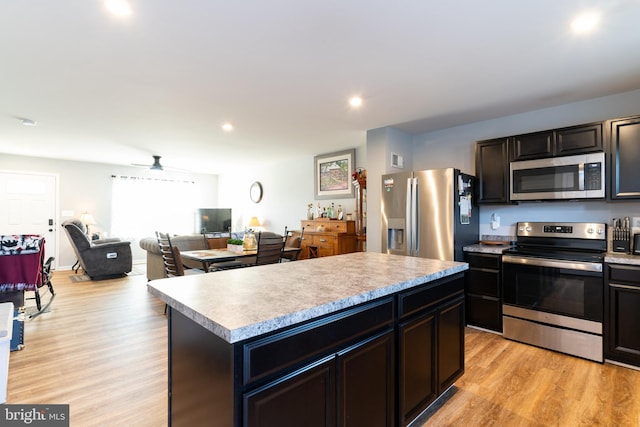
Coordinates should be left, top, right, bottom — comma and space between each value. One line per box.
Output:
254, 232, 285, 265
156, 232, 204, 277
281, 226, 303, 262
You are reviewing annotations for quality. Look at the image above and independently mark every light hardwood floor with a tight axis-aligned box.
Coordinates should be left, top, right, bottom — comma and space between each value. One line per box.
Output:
6, 270, 640, 426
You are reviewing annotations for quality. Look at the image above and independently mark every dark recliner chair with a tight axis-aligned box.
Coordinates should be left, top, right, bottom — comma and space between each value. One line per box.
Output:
62, 219, 132, 280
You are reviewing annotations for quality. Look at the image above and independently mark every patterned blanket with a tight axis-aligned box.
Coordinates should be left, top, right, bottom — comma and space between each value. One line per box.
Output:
0, 234, 43, 255
0, 235, 45, 292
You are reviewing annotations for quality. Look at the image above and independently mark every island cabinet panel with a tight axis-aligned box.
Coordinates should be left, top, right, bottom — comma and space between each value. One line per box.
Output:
609, 116, 640, 199
397, 274, 465, 426
165, 268, 467, 427
169, 309, 237, 427
243, 298, 394, 385
243, 357, 336, 427
604, 264, 640, 367
336, 330, 395, 426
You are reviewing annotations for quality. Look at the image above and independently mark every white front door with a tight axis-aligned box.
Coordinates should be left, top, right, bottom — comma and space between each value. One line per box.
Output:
0, 171, 58, 265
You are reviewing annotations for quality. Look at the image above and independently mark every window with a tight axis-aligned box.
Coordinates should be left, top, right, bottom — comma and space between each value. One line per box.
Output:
111, 175, 197, 241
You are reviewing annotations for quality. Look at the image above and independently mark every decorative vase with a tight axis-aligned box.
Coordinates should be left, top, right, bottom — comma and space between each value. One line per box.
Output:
307, 211, 314, 220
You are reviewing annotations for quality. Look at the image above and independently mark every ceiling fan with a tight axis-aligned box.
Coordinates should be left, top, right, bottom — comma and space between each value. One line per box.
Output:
132, 155, 187, 172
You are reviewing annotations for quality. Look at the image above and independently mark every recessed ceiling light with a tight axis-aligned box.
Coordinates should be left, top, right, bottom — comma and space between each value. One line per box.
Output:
349, 96, 363, 108
571, 11, 600, 34
21, 118, 37, 126
105, 0, 133, 17
222, 123, 233, 132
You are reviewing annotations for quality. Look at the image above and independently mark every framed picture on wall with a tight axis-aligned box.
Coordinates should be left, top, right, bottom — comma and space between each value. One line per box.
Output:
314, 149, 355, 199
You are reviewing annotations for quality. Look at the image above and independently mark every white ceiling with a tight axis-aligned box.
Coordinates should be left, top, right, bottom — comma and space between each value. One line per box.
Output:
2, 1, 640, 174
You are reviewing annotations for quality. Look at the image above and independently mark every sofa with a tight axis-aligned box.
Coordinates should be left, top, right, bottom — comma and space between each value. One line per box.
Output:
139, 233, 244, 281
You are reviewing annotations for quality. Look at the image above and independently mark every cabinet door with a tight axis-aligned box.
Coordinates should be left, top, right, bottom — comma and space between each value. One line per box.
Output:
438, 296, 465, 392
336, 330, 394, 427
476, 138, 511, 204
609, 116, 640, 199
555, 122, 603, 156
465, 294, 502, 332
243, 357, 336, 427
398, 311, 436, 426
511, 130, 554, 160
605, 265, 640, 367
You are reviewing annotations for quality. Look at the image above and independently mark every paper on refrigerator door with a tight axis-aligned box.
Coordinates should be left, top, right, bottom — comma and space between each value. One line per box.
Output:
459, 195, 472, 224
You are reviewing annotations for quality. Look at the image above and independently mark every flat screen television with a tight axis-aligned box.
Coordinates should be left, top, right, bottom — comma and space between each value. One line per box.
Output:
196, 208, 232, 233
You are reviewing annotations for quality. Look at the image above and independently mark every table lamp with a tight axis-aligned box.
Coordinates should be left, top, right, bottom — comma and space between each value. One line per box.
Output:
80, 212, 96, 235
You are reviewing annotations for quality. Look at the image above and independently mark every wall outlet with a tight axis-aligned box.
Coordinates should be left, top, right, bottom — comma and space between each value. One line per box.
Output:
491, 215, 500, 230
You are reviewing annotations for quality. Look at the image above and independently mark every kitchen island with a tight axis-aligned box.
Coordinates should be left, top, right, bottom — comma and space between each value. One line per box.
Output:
148, 252, 468, 427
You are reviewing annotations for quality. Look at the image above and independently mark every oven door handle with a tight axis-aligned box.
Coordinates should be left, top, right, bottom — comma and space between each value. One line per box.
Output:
502, 255, 602, 272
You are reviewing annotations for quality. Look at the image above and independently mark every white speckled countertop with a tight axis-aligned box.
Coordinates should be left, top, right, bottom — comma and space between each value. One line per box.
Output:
147, 252, 467, 343
463, 243, 513, 254
605, 252, 640, 265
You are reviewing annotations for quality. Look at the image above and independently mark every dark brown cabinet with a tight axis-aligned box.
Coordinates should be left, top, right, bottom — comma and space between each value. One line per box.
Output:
169, 273, 466, 427
244, 358, 336, 427
555, 122, 603, 156
604, 263, 640, 367
476, 138, 511, 204
609, 116, 640, 199
464, 252, 502, 332
245, 329, 394, 427
511, 130, 554, 160
397, 275, 465, 426
511, 122, 603, 161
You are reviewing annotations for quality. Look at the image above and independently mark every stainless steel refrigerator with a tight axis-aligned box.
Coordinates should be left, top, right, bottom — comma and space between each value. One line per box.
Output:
381, 168, 478, 261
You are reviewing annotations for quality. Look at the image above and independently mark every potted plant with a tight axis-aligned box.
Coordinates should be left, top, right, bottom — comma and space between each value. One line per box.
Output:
227, 238, 244, 253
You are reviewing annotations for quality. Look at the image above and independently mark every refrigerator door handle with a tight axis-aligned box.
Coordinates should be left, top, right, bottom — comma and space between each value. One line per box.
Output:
406, 177, 413, 256
412, 177, 418, 256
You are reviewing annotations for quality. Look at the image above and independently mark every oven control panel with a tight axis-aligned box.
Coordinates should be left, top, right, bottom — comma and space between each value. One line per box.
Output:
543, 225, 573, 233
517, 222, 606, 240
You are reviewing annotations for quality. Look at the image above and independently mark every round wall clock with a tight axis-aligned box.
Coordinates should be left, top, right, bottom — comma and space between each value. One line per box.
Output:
250, 181, 263, 203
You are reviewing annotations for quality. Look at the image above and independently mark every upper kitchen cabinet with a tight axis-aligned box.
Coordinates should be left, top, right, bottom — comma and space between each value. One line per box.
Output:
511, 130, 554, 160
555, 122, 603, 156
476, 138, 511, 204
609, 115, 640, 199
511, 122, 603, 161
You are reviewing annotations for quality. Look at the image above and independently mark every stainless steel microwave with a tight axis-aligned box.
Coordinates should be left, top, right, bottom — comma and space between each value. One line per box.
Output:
510, 152, 605, 201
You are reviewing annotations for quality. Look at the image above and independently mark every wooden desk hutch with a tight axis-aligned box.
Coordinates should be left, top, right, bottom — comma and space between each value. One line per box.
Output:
299, 219, 357, 259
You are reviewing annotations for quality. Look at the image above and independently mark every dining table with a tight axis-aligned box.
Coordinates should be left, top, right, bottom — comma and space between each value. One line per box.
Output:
180, 249, 257, 271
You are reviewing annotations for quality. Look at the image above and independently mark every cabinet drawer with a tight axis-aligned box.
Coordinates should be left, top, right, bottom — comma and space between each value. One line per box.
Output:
312, 235, 335, 248
465, 253, 500, 269
243, 298, 394, 385
467, 268, 500, 297
608, 264, 640, 286
466, 294, 502, 332
398, 274, 464, 319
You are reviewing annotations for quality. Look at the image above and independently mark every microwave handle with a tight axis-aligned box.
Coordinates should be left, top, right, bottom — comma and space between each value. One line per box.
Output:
578, 163, 584, 191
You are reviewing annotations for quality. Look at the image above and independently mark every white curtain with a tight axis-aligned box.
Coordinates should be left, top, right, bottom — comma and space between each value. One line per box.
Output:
111, 175, 197, 241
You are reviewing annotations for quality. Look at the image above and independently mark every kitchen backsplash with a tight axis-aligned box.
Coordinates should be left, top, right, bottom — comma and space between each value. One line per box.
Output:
478, 200, 640, 237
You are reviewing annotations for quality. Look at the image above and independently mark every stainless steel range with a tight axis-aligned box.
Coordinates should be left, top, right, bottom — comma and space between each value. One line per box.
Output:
502, 222, 607, 362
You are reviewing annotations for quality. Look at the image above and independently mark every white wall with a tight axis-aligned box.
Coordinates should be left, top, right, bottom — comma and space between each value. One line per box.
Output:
0, 154, 219, 268
366, 89, 640, 250
218, 144, 367, 236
